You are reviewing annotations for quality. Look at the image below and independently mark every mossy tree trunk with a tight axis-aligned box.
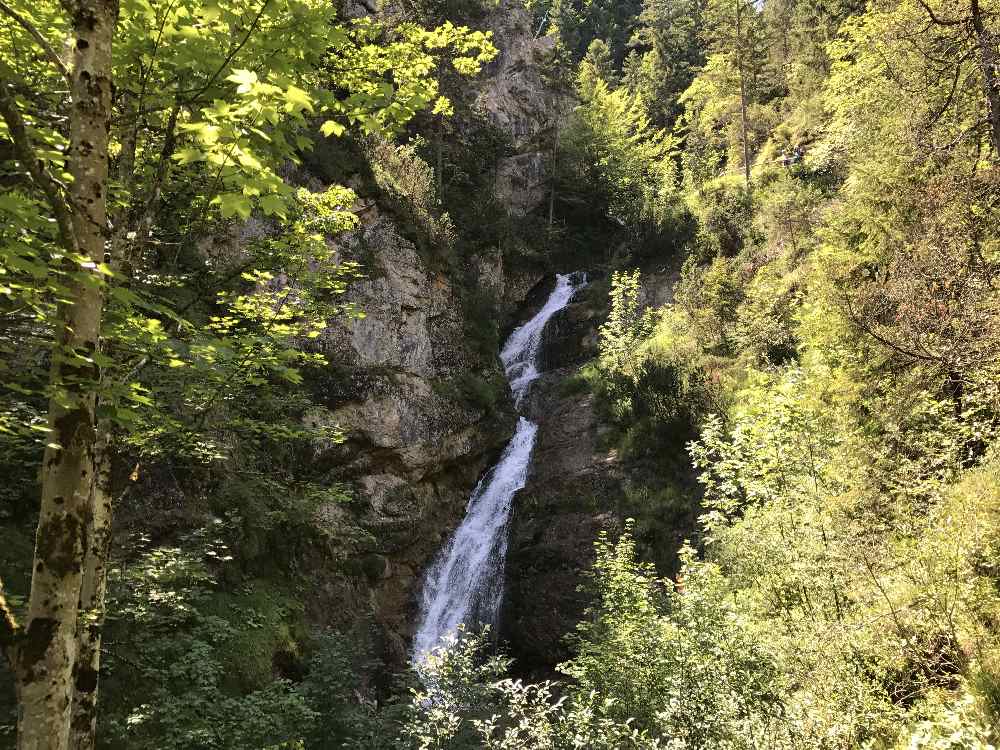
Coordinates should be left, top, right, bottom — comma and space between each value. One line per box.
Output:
0, 2, 119, 748
69, 432, 113, 750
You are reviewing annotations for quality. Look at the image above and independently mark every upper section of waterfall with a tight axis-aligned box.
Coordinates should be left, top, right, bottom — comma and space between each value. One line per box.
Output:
501, 272, 587, 406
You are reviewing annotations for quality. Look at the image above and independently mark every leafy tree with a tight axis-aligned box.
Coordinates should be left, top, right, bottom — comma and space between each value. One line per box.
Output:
629, 0, 706, 127
561, 58, 681, 236
598, 270, 654, 377
581, 38, 618, 87
528, 0, 644, 64
0, 1, 495, 746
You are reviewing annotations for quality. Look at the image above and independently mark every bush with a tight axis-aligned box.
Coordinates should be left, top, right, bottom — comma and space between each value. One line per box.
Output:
296, 632, 395, 750
560, 526, 788, 747
366, 138, 457, 262
99, 530, 316, 750
686, 175, 758, 259
399, 632, 660, 749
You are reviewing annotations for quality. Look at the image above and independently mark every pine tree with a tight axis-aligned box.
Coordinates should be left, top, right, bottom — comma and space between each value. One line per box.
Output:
701, 0, 769, 187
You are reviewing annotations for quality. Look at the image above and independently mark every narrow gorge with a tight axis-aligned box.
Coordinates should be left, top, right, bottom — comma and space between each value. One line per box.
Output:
4, 0, 1000, 745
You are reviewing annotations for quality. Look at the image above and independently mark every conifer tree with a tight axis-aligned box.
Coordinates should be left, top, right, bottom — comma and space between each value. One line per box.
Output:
701, 0, 768, 187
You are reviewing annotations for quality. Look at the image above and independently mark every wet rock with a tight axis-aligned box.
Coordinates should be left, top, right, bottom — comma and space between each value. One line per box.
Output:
504, 362, 624, 670
502, 283, 625, 671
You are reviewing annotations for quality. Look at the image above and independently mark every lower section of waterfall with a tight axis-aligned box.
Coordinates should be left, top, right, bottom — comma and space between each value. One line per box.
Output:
413, 272, 586, 662
412, 418, 538, 659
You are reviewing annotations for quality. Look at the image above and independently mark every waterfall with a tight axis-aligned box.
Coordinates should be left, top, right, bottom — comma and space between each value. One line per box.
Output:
413, 272, 587, 661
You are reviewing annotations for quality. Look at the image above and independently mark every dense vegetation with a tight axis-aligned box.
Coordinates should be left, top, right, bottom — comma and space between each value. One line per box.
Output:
2, 0, 999, 747
0, 0, 498, 747
530, 0, 1000, 744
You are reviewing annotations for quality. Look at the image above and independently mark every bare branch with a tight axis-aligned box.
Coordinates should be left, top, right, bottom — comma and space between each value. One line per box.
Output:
841, 291, 942, 364
929, 61, 964, 126
126, 100, 180, 265
123, 0, 181, 171
0, 80, 78, 253
0, 0, 72, 84
970, 0, 1000, 155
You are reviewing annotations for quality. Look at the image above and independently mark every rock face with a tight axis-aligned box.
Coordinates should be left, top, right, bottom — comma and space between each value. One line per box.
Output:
500, 284, 625, 670
303, 1, 576, 665
499, 268, 693, 672
478, 1, 564, 216
310, 217, 516, 662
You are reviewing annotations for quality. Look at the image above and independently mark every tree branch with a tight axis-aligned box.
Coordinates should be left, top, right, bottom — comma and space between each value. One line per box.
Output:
841, 291, 942, 364
929, 60, 964, 126
129, 101, 180, 264
0, 0, 72, 84
179, 0, 271, 104
0, 81, 78, 253
914, 0, 963, 26
0, 577, 21, 673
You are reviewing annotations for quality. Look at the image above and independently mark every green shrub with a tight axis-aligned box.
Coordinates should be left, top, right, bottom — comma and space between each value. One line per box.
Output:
560, 525, 788, 746
296, 632, 395, 750
366, 137, 457, 262
687, 175, 759, 259
99, 530, 316, 750
399, 632, 661, 749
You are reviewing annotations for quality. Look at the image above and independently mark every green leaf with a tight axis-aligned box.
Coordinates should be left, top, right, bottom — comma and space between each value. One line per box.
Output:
173, 147, 205, 165
284, 85, 314, 113
214, 192, 253, 220
226, 68, 258, 93
320, 120, 345, 137
258, 193, 286, 218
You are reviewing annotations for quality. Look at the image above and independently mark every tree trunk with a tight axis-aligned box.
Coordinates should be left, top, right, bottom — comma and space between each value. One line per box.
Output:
735, 0, 752, 189
436, 117, 444, 197
548, 120, 559, 229
69, 430, 113, 750
17, 2, 118, 749
738, 73, 751, 188
971, 0, 1000, 155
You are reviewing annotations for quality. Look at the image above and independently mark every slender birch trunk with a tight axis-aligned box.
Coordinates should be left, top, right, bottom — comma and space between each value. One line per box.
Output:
69, 430, 113, 750
16, 2, 118, 748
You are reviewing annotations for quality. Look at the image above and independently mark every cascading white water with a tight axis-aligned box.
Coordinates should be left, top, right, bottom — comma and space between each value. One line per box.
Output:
413, 272, 586, 661
501, 273, 587, 406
